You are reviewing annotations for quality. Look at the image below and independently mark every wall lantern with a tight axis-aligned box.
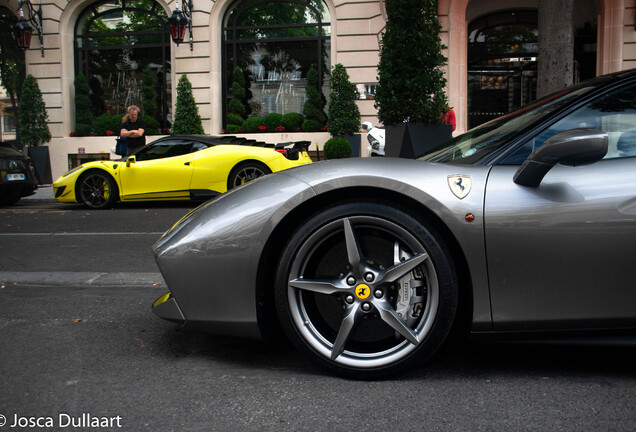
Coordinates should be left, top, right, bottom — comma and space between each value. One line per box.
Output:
13, 0, 44, 57
168, 0, 193, 51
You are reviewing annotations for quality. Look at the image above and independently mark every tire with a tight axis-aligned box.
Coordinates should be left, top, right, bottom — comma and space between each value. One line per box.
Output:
76, 170, 119, 209
227, 162, 271, 190
275, 202, 458, 379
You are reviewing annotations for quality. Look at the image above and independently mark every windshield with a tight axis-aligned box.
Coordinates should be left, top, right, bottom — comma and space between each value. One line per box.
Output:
418, 86, 598, 164
0, 144, 23, 158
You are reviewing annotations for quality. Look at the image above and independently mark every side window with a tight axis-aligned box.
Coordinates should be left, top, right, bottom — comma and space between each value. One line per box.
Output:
135, 140, 194, 161
503, 82, 636, 163
192, 142, 208, 152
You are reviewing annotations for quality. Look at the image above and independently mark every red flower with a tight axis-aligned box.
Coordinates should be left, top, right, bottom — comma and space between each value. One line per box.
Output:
69, 132, 76, 137
321, 125, 328, 131
257, 124, 267, 131
162, 128, 170, 134
275, 125, 285, 132
105, 130, 113, 136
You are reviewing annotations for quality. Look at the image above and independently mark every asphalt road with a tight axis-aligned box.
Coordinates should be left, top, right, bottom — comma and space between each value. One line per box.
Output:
0, 196, 635, 431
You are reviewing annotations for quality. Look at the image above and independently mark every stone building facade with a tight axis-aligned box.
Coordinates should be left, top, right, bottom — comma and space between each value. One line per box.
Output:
1, 0, 634, 179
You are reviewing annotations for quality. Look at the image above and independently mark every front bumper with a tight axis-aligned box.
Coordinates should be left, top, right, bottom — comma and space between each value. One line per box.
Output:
152, 292, 186, 324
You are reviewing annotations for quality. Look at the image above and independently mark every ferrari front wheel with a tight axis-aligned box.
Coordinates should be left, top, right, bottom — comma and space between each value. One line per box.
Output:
77, 170, 119, 209
275, 202, 458, 379
227, 162, 271, 190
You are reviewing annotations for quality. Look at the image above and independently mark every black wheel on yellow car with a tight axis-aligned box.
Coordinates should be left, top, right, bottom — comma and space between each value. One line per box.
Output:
227, 162, 271, 190
274, 202, 459, 379
77, 170, 119, 209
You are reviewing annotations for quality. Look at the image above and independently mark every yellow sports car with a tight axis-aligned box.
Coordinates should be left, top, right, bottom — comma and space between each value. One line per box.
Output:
53, 135, 313, 209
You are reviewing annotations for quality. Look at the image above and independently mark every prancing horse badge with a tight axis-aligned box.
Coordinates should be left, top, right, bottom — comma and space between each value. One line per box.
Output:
448, 175, 472, 199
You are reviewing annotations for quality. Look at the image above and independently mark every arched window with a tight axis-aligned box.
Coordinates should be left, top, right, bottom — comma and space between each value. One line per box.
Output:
75, 0, 171, 132
223, 0, 331, 127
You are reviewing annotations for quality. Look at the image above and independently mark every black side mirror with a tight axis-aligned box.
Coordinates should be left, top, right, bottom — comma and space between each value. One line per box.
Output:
513, 128, 608, 187
126, 155, 136, 168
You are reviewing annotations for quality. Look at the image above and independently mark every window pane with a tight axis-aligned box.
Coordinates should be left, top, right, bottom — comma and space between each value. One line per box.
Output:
75, 0, 171, 132
224, 0, 330, 127
503, 83, 636, 162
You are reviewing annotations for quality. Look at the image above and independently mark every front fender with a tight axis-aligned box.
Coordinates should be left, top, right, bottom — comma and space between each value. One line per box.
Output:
53, 161, 122, 203
153, 173, 316, 336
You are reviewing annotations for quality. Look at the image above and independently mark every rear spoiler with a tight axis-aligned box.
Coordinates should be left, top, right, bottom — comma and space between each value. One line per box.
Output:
274, 141, 310, 160
190, 135, 310, 160
275, 141, 310, 151
207, 136, 309, 150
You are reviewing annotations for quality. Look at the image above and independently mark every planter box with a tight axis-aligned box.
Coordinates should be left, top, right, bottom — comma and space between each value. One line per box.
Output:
343, 134, 362, 157
28, 146, 53, 185
385, 123, 452, 159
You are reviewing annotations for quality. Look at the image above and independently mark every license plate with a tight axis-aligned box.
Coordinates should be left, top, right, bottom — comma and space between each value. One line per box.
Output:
6, 173, 26, 181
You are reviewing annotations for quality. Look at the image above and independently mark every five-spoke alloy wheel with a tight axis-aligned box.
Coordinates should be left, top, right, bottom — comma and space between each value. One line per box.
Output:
227, 162, 271, 190
77, 170, 119, 209
275, 202, 458, 379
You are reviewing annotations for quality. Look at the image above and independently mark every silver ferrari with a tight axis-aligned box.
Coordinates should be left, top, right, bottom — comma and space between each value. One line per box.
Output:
152, 69, 636, 379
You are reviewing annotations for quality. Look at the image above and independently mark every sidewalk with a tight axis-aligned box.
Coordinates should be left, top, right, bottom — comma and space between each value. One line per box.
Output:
22, 185, 56, 203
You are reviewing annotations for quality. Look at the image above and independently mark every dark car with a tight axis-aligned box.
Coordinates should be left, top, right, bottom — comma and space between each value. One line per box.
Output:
152, 69, 636, 379
0, 142, 38, 205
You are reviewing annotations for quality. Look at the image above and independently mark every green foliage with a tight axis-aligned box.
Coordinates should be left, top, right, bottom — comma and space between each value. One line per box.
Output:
226, 66, 249, 130
229, 98, 246, 118
281, 112, 303, 131
303, 67, 326, 128
327, 64, 361, 137
74, 73, 93, 136
324, 137, 352, 159
227, 113, 244, 127
375, 0, 448, 125
242, 116, 265, 133
302, 119, 322, 132
264, 113, 283, 131
18, 75, 51, 146
232, 82, 246, 102
225, 124, 242, 134
93, 113, 124, 136
172, 74, 204, 134
142, 68, 160, 135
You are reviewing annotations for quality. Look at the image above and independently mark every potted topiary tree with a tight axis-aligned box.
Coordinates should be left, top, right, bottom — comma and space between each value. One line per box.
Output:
323, 137, 352, 159
302, 67, 326, 132
375, 0, 452, 158
142, 67, 161, 135
226, 66, 248, 134
327, 63, 361, 156
19, 74, 52, 184
172, 74, 204, 134
74, 73, 93, 137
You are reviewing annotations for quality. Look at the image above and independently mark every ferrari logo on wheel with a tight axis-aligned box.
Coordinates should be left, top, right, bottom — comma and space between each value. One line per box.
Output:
448, 175, 472, 200
355, 284, 370, 299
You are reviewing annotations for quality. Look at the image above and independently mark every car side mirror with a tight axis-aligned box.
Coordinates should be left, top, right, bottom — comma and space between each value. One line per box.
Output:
126, 156, 136, 168
513, 128, 608, 187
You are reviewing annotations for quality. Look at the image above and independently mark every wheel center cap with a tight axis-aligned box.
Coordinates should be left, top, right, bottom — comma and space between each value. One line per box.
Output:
355, 284, 371, 300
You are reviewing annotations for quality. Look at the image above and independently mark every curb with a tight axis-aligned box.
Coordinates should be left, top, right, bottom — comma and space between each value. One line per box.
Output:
0, 271, 165, 287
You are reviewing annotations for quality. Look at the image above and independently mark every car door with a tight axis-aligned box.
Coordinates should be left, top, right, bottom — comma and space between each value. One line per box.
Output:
118, 139, 198, 199
484, 81, 636, 330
